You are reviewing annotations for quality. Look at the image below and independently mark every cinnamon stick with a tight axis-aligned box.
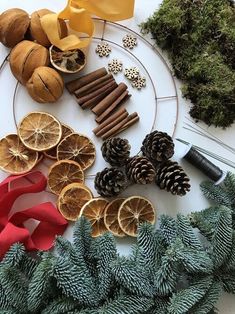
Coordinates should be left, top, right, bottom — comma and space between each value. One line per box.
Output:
77, 80, 117, 106
102, 112, 139, 140
93, 107, 127, 135
112, 114, 140, 137
81, 83, 118, 109
78, 77, 115, 97
95, 92, 131, 124
92, 83, 128, 116
96, 111, 129, 137
74, 73, 113, 97
66, 67, 107, 93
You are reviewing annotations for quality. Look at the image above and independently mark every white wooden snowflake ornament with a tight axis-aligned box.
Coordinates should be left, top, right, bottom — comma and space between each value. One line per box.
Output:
124, 67, 140, 80
108, 59, 123, 74
122, 34, 137, 49
132, 76, 146, 90
95, 42, 112, 57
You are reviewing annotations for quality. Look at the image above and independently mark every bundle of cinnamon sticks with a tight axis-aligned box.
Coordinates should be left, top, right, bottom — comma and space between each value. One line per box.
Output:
66, 67, 139, 140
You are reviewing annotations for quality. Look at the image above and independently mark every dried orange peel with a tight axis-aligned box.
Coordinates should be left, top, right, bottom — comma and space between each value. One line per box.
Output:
44, 123, 74, 160
57, 133, 96, 170
80, 198, 109, 237
0, 134, 38, 175
48, 159, 84, 195
58, 183, 93, 221
104, 198, 126, 237
118, 196, 156, 237
18, 112, 62, 152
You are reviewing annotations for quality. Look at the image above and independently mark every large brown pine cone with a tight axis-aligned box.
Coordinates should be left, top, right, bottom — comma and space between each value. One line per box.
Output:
155, 160, 191, 196
95, 167, 128, 197
101, 138, 131, 167
126, 156, 156, 184
141, 131, 174, 163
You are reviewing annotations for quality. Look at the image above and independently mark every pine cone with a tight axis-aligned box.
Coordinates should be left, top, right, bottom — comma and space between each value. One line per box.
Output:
95, 167, 128, 197
101, 138, 131, 167
141, 131, 174, 163
155, 161, 191, 196
126, 156, 156, 184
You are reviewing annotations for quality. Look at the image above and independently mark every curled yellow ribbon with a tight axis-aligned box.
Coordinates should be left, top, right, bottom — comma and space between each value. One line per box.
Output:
41, 0, 135, 51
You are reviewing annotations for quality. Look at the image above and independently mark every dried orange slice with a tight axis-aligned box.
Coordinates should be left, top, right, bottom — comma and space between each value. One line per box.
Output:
58, 183, 93, 221
118, 196, 156, 237
80, 198, 109, 237
48, 160, 84, 195
44, 123, 74, 160
57, 133, 96, 170
0, 134, 38, 175
18, 112, 62, 152
104, 198, 126, 237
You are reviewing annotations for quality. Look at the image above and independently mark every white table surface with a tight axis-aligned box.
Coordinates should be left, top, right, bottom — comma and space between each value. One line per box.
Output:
0, 1, 234, 312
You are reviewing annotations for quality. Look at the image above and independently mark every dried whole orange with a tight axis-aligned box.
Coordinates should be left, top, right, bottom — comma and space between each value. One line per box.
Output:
80, 198, 109, 237
0, 134, 38, 175
104, 198, 126, 237
57, 133, 96, 170
118, 196, 156, 237
48, 160, 84, 195
44, 124, 74, 160
58, 183, 93, 221
18, 112, 62, 152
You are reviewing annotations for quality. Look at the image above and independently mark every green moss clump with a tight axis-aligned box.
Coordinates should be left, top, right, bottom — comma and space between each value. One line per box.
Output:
141, 0, 235, 127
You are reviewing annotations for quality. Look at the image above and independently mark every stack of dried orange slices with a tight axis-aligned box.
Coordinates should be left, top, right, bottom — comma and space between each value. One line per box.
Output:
79, 196, 156, 237
0, 111, 96, 175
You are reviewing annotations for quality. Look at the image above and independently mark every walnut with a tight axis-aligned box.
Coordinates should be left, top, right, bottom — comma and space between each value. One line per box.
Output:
0, 8, 30, 48
49, 46, 86, 73
9, 40, 49, 85
30, 9, 68, 47
26, 66, 64, 103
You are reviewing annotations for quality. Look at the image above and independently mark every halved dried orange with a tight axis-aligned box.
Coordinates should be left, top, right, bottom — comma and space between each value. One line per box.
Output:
44, 123, 74, 160
18, 112, 62, 152
57, 133, 96, 170
118, 196, 156, 237
58, 183, 93, 221
48, 160, 84, 195
80, 198, 109, 237
104, 198, 126, 237
0, 134, 38, 175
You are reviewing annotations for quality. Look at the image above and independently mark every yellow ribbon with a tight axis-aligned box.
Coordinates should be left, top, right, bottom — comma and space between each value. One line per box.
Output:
41, 0, 135, 51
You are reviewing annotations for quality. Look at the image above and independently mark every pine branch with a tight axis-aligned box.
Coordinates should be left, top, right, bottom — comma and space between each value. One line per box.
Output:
0, 284, 13, 310
0, 266, 27, 313
19, 254, 39, 280
168, 276, 213, 314
160, 215, 177, 245
111, 257, 154, 297
201, 181, 233, 208
224, 231, 235, 271
136, 223, 159, 275
170, 238, 213, 274
93, 233, 117, 301
189, 206, 222, 240
190, 280, 223, 314
54, 256, 99, 307
153, 255, 178, 296
211, 206, 233, 268
41, 297, 80, 314
27, 252, 55, 313
223, 172, 235, 208
145, 296, 170, 314
222, 273, 235, 294
1, 243, 25, 267
99, 295, 154, 314
177, 214, 203, 250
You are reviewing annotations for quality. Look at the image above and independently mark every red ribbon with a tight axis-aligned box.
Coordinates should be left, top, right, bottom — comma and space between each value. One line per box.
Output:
0, 171, 68, 259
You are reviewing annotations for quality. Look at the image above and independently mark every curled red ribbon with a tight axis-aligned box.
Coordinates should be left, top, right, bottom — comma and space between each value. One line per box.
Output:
0, 171, 68, 259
